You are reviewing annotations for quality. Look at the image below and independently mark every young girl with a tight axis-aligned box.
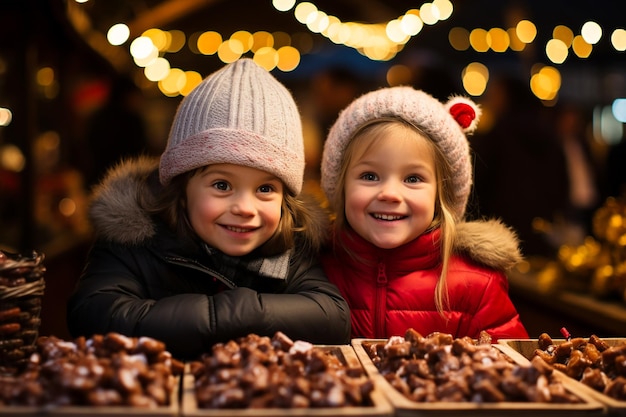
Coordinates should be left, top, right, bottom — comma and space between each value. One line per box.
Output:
320, 86, 529, 340
67, 59, 351, 360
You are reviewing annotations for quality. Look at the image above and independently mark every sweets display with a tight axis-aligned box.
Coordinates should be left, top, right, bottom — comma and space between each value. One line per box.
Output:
0, 250, 45, 375
361, 328, 582, 403
0, 332, 184, 407
532, 332, 626, 400
189, 331, 375, 409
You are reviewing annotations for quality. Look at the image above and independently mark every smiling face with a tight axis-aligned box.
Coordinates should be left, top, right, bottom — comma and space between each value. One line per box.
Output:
343, 122, 437, 249
185, 163, 284, 256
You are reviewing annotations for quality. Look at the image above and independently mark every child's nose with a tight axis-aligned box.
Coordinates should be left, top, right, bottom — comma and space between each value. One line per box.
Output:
231, 193, 256, 216
377, 181, 402, 201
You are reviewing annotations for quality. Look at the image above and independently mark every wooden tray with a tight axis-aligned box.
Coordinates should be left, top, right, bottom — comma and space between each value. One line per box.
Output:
499, 338, 626, 416
0, 375, 181, 416
352, 338, 605, 417
181, 345, 393, 416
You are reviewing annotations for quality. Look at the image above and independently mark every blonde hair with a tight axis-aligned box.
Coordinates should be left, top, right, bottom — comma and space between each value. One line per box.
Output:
331, 118, 460, 314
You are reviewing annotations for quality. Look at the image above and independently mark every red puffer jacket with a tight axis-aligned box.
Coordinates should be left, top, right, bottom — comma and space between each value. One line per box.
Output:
321, 220, 529, 341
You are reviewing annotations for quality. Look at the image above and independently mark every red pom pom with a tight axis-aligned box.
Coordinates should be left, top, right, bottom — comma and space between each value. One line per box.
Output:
449, 102, 476, 129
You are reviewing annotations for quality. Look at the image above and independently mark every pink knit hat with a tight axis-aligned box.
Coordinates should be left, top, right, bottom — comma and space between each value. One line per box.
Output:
159, 58, 305, 195
321, 86, 480, 219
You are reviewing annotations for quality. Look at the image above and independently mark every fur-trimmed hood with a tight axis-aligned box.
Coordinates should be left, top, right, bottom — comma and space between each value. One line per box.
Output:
454, 219, 522, 271
88, 157, 162, 245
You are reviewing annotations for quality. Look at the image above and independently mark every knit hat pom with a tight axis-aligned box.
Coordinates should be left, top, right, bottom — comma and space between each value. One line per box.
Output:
445, 96, 481, 133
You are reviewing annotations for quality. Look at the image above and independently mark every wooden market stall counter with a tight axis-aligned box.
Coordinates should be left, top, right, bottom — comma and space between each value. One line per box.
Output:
507, 262, 626, 339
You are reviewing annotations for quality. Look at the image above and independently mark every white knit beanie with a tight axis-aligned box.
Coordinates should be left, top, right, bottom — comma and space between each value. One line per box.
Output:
321, 86, 480, 219
159, 58, 305, 195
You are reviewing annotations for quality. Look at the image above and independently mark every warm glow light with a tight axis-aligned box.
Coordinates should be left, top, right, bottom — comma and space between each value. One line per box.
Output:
59, 198, 77, 217
386, 19, 407, 43
386, 64, 412, 86
159, 68, 186, 96
611, 28, 626, 51
0, 108, 12, 126
469, 28, 489, 52
581, 21, 602, 44
530, 65, 561, 101
516, 20, 537, 43
546, 39, 569, 64
294, 2, 317, 25
462, 62, 489, 96
36, 67, 54, 86
487, 27, 509, 52
433, 0, 453, 20
272, 31, 291, 48
272, 0, 295, 12
252, 31, 274, 52
197, 31, 222, 55
0, 144, 25, 172
307, 10, 329, 33
143, 28, 168, 51
107, 23, 130, 46
449, 27, 470, 51
420, 3, 440, 25
167, 30, 186, 53
254, 47, 279, 70
276, 46, 300, 71
144, 57, 170, 81
231, 31, 253, 53
553, 25, 574, 47
218, 39, 243, 62
133, 47, 158, 67
180, 71, 203, 96
130, 36, 155, 59
572, 35, 593, 58
507, 28, 525, 51
400, 13, 422, 36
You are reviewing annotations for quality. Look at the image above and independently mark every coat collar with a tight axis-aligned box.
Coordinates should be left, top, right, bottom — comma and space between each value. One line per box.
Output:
334, 218, 522, 273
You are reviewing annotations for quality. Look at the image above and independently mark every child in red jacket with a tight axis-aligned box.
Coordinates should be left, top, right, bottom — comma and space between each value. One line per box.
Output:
320, 86, 529, 341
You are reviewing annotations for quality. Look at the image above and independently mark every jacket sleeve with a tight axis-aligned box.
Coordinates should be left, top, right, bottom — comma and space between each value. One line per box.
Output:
67, 241, 351, 361
66, 241, 216, 360
211, 260, 352, 345
466, 270, 530, 340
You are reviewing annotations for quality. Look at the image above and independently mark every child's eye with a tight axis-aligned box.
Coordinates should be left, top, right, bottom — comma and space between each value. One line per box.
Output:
406, 175, 422, 184
258, 184, 275, 193
212, 181, 231, 191
360, 172, 378, 181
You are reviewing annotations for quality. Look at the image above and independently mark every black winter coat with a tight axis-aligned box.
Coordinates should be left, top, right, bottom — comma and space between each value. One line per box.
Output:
66, 158, 351, 360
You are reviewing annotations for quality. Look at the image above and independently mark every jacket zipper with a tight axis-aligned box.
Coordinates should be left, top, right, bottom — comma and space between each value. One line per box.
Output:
164, 256, 237, 289
375, 261, 387, 337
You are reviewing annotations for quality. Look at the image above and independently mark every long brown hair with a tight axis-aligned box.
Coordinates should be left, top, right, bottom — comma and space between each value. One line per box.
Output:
331, 118, 459, 313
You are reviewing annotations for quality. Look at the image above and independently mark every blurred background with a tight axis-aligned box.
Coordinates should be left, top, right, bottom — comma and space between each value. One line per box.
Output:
0, 0, 625, 339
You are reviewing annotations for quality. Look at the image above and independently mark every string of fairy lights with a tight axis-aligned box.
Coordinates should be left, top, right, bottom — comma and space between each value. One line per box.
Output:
1, 0, 624, 230
61, 0, 626, 104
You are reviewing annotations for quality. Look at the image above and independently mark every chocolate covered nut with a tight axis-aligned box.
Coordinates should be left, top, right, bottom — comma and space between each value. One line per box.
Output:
589, 334, 611, 351
0, 332, 179, 407
531, 333, 626, 400
581, 367, 609, 392
604, 376, 626, 400
193, 332, 373, 409
136, 336, 165, 356
366, 329, 581, 404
